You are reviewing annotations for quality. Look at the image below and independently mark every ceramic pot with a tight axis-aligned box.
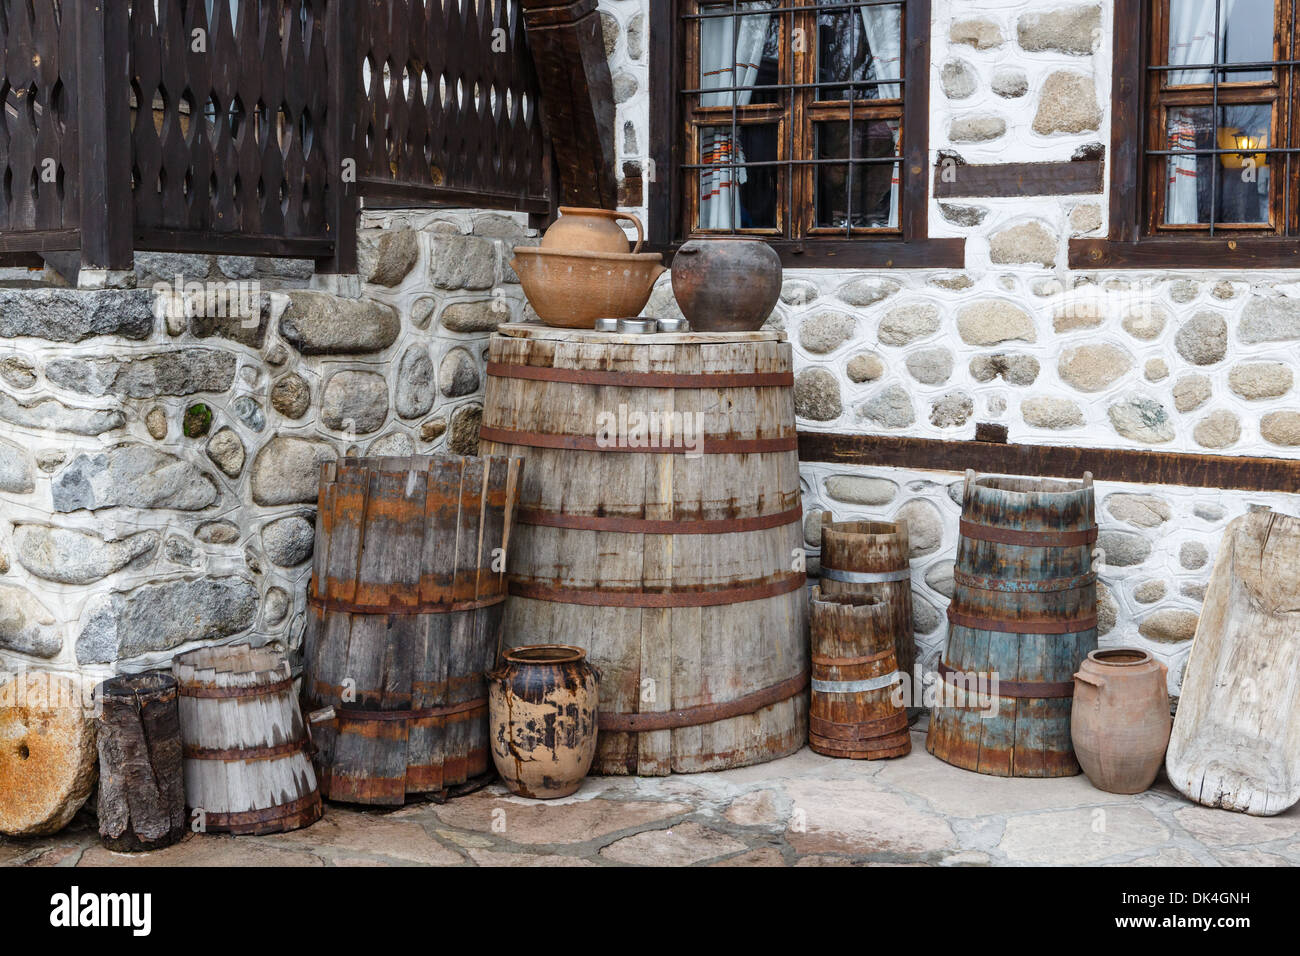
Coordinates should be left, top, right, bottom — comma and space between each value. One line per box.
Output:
1071, 648, 1172, 794
487, 645, 599, 799
510, 247, 666, 328
541, 207, 644, 254
670, 238, 782, 332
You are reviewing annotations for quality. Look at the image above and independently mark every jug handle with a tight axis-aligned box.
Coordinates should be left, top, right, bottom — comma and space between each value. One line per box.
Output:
1074, 671, 1105, 689
587, 208, 645, 254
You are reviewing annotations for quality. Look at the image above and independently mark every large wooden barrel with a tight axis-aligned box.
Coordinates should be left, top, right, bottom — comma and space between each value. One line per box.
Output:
809, 588, 910, 759
480, 324, 808, 776
303, 454, 523, 805
927, 471, 1098, 777
173, 644, 322, 835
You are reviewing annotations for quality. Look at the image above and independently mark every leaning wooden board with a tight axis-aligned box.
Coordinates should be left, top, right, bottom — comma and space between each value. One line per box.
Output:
480, 324, 808, 775
1166, 509, 1300, 816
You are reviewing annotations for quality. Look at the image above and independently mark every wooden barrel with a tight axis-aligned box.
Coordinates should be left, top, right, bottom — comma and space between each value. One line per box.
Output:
819, 517, 917, 718
480, 323, 808, 776
173, 644, 322, 834
303, 453, 523, 805
926, 471, 1098, 777
809, 588, 911, 759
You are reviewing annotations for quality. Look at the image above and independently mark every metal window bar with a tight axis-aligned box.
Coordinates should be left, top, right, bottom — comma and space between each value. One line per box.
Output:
1211, 0, 1221, 235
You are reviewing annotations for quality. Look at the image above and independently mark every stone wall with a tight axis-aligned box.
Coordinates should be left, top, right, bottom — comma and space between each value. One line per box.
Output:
0, 211, 533, 682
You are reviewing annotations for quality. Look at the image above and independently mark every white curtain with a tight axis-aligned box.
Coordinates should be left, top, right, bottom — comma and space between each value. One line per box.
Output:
699, 3, 774, 229
861, 4, 902, 226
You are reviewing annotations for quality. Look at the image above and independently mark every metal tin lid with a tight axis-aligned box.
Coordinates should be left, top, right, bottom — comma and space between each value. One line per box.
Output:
657, 317, 690, 333
616, 318, 658, 334
593, 318, 621, 332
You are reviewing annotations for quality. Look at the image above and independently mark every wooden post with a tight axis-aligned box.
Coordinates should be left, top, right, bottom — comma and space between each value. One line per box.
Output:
318, 0, 359, 277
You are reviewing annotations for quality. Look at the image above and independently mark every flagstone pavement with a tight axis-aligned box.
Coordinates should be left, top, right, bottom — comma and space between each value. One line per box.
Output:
4, 728, 1298, 867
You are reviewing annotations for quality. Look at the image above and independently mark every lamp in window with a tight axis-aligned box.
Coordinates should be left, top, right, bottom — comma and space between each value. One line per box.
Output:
1217, 127, 1268, 170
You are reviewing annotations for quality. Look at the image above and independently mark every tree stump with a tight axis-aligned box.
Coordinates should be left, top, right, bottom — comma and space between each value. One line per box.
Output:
96, 673, 186, 852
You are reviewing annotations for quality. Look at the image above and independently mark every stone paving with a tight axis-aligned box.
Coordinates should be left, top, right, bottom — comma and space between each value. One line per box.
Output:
4, 728, 1298, 867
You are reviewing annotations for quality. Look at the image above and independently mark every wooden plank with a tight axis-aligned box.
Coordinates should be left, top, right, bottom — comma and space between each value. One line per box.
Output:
901, 0, 933, 242
798, 432, 1300, 494
932, 159, 1105, 199
1069, 236, 1300, 269
77, 0, 133, 271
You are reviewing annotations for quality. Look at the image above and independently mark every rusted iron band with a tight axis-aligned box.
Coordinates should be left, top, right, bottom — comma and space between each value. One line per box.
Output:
196, 792, 322, 831
810, 733, 911, 757
820, 567, 912, 585
959, 519, 1098, 547
953, 568, 1098, 594
937, 661, 1076, 699
811, 648, 896, 667
598, 670, 809, 732
515, 504, 803, 535
509, 573, 806, 608
334, 698, 488, 723
809, 711, 908, 740
177, 677, 294, 700
479, 425, 799, 455
812, 672, 901, 694
486, 362, 795, 390
183, 738, 310, 762
307, 592, 506, 615
947, 606, 1099, 635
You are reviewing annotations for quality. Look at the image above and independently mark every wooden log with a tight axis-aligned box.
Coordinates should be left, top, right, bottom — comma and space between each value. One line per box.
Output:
926, 471, 1098, 777
96, 673, 186, 852
1166, 509, 1300, 815
808, 588, 910, 759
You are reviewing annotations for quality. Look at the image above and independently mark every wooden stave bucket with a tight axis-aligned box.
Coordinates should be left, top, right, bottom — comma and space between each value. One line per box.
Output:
303, 454, 524, 805
808, 588, 911, 759
479, 325, 809, 776
173, 643, 322, 835
926, 471, 1098, 778
818, 517, 917, 719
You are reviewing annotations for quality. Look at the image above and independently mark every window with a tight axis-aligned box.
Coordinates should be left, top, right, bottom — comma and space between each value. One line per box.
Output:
649, 0, 963, 267
1073, 0, 1300, 266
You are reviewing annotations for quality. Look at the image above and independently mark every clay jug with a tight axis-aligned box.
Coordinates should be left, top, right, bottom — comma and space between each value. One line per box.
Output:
541, 207, 644, 254
1071, 648, 1171, 794
670, 238, 782, 332
487, 645, 599, 799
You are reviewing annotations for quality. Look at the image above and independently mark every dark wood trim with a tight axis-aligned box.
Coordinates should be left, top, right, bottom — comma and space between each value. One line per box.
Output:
646, 237, 965, 269
934, 159, 1104, 199
0, 230, 83, 253
901, 0, 931, 242
318, 0, 358, 275
360, 181, 553, 215
1069, 236, 1300, 268
133, 230, 334, 258
1111, 0, 1146, 243
648, 0, 679, 246
798, 432, 1300, 494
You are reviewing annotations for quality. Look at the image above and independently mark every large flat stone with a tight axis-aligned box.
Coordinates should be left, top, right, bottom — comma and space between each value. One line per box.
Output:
1173, 804, 1300, 846
0, 289, 154, 342
0, 436, 34, 493
265, 808, 462, 865
78, 835, 324, 867
0, 584, 62, 659
52, 445, 220, 512
44, 350, 238, 399
0, 391, 125, 436
434, 790, 689, 845
13, 525, 158, 585
599, 822, 748, 865
997, 806, 1169, 864
782, 777, 957, 857
279, 292, 401, 355
249, 435, 336, 506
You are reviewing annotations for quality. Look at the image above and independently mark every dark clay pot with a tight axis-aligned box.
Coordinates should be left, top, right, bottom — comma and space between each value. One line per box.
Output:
670, 238, 783, 332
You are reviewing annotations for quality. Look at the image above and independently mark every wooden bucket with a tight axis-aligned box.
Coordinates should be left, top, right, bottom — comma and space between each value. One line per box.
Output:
480, 323, 808, 776
927, 471, 1098, 777
819, 517, 917, 718
809, 588, 911, 759
173, 644, 322, 835
303, 454, 523, 805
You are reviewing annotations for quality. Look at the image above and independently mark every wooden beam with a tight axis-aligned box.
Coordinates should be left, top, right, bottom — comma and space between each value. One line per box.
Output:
933, 159, 1104, 199
520, 0, 619, 209
798, 432, 1300, 495
1070, 236, 1300, 269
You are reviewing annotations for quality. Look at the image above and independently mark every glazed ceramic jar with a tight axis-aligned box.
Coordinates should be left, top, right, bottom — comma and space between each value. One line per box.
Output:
1071, 648, 1172, 794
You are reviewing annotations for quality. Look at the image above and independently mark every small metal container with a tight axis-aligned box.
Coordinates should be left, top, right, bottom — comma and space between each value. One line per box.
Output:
593, 318, 621, 332
657, 317, 690, 333
616, 318, 658, 335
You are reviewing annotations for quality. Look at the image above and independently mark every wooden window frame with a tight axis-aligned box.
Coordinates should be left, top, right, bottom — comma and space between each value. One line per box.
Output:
648, 0, 964, 268
1071, 0, 1300, 267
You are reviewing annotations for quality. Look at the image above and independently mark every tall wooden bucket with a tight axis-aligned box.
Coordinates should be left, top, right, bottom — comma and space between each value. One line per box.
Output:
303, 454, 523, 805
480, 324, 808, 776
173, 644, 323, 835
819, 517, 917, 718
809, 588, 911, 759
927, 471, 1098, 777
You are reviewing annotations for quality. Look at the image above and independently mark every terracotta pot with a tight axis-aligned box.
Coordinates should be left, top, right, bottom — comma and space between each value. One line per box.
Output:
487, 645, 599, 799
1071, 648, 1172, 794
511, 247, 665, 329
670, 238, 782, 332
541, 207, 645, 254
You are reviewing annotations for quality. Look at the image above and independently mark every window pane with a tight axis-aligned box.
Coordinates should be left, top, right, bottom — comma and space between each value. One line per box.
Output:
698, 2, 781, 107
1221, 0, 1274, 80
1163, 104, 1271, 225
817, 1, 902, 100
698, 124, 778, 230
1167, 0, 1274, 84
815, 119, 900, 228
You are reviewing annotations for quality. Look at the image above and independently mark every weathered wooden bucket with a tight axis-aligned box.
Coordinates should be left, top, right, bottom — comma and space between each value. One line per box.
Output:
819, 516, 917, 718
926, 471, 1098, 777
303, 454, 523, 805
173, 644, 322, 834
809, 588, 910, 759
480, 323, 808, 776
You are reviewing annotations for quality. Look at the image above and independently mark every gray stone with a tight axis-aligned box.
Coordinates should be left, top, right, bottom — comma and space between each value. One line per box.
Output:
1194, 503, 1227, 522
627, 11, 645, 59
448, 404, 483, 457
0, 436, 34, 494
992, 68, 1029, 98
1211, 281, 1238, 300
164, 535, 200, 569
938, 203, 989, 227
612, 71, 638, 104
622, 121, 640, 156
1017, 4, 1101, 55
0, 584, 61, 659
913, 594, 942, 635
800, 311, 857, 354
13, 525, 157, 585
1228, 362, 1293, 400
213, 256, 255, 279
53, 445, 219, 512
367, 430, 417, 457
781, 280, 819, 307
264, 587, 291, 626
1193, 409, 1242, 449
1134, 580, 1166, 604
857, 385, 915, 428
1108, 397, 1175, 443
262, 515, 315, 568
1260, 411, 1300, 446
1096, 529, 1153, 567
439, 299, 511, 333
196, 520, 241, 545
231, 396, 266, 433
1020, 396, 1085, 433
1122, 304, 1168, 340
950, 115, 1007, 142
34, 450, 64, 474
1139, 608, 1200, 644
1181, 582, 1208, 602
989, 221, 1057, 268
957, 300, 1036, 346
906, 348, 954, 385
846, 352, 886, 383
970, 353, 1040, 386
473, 214, 527, 240
439, 347, 480, 398
396, 347, 437, 419
0, 289, 154, 342
879, 303, 941, 346
1168, 280, 1200, 303
896, 499, 944, 557
321, 370, 389, 435
794, 368, 843, 421
1105, 493, 1171, 528
279, 292, 401, 355
250, 435, 337, 506
136, 252, 213, 283
1069, 204, 1103, 234
930, 391, 974, 428
206, 428, 247, 478
1097, 581, 1118, 636
358, 230, 420, 287
930, 275, 975, 291
1239, 296, 1300, 344
1059, 343, 1134, 392
270, 373, 311, 420
410, 297, 437, 330
600, 9, 619, 56
1173, 374, 1212, 412
1033, 71, 1101, 134
950, 17, 1004, 49
924, 560, 956, 599
1180, 541, 1209, 570
0, 390, 125, 435
186, 295, 272, 348
825, 475, 898, 506
46, 349, 237, 399
144, 407, 169, 440
0, 356, 37, 389
76, 576, 259, 664
429, 235, 498, 290
1175, 312, 1228, 365
1052, 300, 1105, 332
941, 59, 978, 99
421, 417, 449, 443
